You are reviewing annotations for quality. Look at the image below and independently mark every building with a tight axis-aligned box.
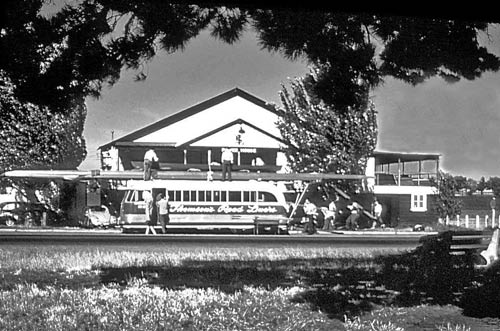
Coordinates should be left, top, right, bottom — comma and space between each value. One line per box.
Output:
99, 88, 288, 174
99, 87, 441, 227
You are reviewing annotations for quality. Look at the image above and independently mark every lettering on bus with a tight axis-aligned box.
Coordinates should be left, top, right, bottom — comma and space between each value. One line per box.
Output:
170, 204, 278, 214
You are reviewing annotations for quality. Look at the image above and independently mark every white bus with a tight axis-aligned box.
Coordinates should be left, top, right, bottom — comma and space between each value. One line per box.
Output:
119, 180, 290, 234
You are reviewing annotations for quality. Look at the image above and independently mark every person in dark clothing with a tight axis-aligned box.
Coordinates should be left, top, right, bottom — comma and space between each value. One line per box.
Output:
345, 202, 362, 230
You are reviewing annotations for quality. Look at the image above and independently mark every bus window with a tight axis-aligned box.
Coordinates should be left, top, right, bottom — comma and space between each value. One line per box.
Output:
183, 190, 190, 202
198, 191, 205, 202
206, 191, 212, 202
250, 191, 256, 202
213, 191, 220, 202
167, 190, 174, 201
243, 191, 250, 202
229, 191, 241, 202
258, 191, 277, 202
190, 190, 197, 201
221, 191, 227, 202
174, 190, 181, 202
152, 189, 166, 201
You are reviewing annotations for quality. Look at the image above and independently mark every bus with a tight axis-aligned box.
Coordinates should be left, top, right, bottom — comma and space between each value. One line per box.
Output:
119, 180, 290, 234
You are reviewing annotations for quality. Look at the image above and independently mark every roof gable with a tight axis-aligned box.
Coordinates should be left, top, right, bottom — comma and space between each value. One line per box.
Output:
100, 87, 279, 149
180, 119, 285, 148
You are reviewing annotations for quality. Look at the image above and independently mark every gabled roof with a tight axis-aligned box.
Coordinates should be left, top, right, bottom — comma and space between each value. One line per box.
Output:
99, 87, 278, 150
178, 118, 285, 148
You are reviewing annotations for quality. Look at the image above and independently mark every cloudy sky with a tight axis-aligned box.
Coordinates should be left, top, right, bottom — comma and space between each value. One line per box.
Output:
80, 23, 500, 180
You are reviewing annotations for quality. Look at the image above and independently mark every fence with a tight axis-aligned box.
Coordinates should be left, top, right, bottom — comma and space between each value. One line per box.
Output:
439, 210, 499, 230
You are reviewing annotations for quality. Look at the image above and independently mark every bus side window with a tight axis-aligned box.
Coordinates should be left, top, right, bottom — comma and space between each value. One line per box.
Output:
198, 191, 205, 202
183, 190, 190, 202
258, 191, 278, 202
167, 190, 174, 201
229, 191, 241, 202
206, 191, 212, 202
243, 191, 250, 202
190, 190, 196, 202
213, 191, 220, 202
250, 191, 256, 202
221, 190, 227, 202
174, 190, 181, 202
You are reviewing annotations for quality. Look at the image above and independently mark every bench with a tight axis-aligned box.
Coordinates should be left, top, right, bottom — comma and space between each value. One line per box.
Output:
420, 229, 499, 269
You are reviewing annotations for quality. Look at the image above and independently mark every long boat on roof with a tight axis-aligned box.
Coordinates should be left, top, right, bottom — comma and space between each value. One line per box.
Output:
1, 169, 370, 181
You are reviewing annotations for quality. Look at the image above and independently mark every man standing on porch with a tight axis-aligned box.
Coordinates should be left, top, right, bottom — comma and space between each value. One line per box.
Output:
143, 148, 159, 181
221, 147, 234, 181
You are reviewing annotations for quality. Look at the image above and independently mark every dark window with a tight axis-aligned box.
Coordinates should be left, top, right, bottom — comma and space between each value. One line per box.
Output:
206, 191, 212, 202
229, 191, 241, 202
183, 191, 190, 202
167, 191, 174, 201
198, 191, 205, 202
258, 191, 277, 202
213, 191, 220, 202
221, 191, 227, 202
174, 190, 182, 202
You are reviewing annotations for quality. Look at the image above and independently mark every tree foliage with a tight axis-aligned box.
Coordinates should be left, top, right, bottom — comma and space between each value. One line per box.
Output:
431, 172, 463, 218
1, 2, 498, 114
0, 71, 87, 172
1, 2, 499, 173
276, 69, 377, 174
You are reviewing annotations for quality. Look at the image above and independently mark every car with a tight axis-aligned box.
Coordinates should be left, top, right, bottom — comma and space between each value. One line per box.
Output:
80, 205, 117, 228
0, 201, 64, 227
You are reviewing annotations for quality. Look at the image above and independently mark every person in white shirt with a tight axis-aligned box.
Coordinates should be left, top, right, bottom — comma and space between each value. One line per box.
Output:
143, 149, 159, 181
371, 198, 383, 229
144, 190, 156, 235
221, 148, 234, 181
322, 195, 338, 231
303, 199, 318, 234
156, 193, 170, 234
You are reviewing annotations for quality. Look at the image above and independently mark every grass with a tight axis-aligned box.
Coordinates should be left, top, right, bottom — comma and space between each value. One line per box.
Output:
0, 244, 497, 330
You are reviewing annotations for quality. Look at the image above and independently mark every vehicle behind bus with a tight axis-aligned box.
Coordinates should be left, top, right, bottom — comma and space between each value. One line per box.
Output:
119, 180, 289, 234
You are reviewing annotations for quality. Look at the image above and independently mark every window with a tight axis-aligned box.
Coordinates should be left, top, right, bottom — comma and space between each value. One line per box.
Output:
198, 191, 205, 202
411, 194, 427, 212
127, 191, 144, 202
258, 191, 277, 202
229, 191, 242, 202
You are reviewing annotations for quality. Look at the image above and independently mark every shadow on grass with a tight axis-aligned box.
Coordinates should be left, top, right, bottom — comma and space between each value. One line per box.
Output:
99, 232, 499, 320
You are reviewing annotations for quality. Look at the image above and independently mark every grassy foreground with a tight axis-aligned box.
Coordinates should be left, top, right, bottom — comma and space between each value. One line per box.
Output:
0, 245, 497, 330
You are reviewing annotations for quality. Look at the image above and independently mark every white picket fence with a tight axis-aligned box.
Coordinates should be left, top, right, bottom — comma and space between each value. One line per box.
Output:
439, 210, 499, 230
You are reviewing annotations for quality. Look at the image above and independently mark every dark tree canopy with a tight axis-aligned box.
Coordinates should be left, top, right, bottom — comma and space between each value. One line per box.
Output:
1, 1, 499, 174
1, 1, 499, 113
0, 71, 87, 172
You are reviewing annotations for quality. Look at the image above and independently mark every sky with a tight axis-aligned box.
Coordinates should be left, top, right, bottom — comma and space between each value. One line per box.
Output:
79, 23, 500, 181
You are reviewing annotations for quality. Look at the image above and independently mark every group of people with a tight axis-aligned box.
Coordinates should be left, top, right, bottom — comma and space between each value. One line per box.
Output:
300, 195, 385, 234
143, 190, 170, 235
142, 148, 235, 181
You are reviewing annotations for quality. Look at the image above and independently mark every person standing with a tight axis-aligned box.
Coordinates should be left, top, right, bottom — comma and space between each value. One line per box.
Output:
143, 149, 159, 181
371, 198, 383, 229
303, 198, 318, 234
156, 193, 170, 234
221, 147, 234, 181
322, 195, 338, 232
144, 190, 157, 235
345, 202, 362, 231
